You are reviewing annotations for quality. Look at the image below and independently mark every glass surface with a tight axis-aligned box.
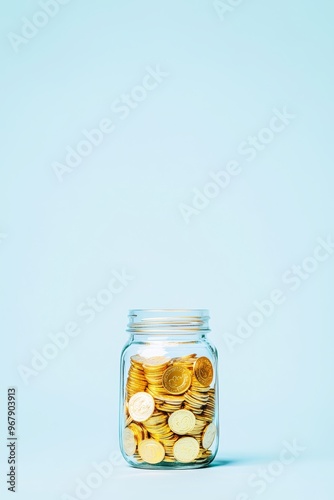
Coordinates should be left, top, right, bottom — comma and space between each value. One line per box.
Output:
119, 309, 219, 469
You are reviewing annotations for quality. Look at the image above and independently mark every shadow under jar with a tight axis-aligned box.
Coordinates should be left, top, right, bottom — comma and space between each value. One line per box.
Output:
119, 309, 219, 469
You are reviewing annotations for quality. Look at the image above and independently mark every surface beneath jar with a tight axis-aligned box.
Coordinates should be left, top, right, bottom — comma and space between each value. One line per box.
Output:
19, 457, 332, 500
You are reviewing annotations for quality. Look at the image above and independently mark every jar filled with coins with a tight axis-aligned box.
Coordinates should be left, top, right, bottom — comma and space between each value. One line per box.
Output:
119, 309, 219, 469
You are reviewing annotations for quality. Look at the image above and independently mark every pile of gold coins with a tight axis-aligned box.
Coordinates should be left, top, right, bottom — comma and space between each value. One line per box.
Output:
122, 354, 217, 465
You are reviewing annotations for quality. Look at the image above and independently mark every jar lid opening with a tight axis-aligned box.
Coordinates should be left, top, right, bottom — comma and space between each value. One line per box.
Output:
127, 309, 210, 333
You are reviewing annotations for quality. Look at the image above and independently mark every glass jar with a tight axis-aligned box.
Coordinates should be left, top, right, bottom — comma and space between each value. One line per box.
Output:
119, 309, 219, 469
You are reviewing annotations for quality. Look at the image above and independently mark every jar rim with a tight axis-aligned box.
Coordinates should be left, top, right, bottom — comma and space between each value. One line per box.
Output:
127, 309, 210, 333
129, 308, 209, 315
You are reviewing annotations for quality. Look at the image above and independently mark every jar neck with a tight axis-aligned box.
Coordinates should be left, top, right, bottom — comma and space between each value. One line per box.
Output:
129, 331, 208, 343
127, 309, 210, 334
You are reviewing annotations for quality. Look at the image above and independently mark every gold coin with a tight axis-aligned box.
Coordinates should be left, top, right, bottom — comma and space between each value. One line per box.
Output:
173, 437, 199, 463
131, 354, 145, 364
168, 410, 196, 435
162, 365, 192, 395
202, 423, 216, 449
123, 427, 137, 455
138, 439, 165, 464
142, 356, 169, 367
128, 392, 155, 422
194, 357, 213, 386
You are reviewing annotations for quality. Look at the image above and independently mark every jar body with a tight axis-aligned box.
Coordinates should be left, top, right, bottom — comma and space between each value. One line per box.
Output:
119, 310, 219, 469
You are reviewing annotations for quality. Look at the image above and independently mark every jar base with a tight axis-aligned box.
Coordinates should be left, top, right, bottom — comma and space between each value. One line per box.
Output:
123, 452, 217, 470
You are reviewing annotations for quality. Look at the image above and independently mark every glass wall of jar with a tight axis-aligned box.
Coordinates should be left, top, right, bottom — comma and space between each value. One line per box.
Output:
119, 309, 219, 469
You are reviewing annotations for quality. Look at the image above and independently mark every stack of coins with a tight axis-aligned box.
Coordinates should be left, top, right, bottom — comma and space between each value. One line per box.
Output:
186, 417, 206, 442
155, 394, 184, 413
203, 388, 215, 422
142, 411, 176, 453
172, 353, 197, 368
143, 357, 170, 399
183, 357, 213, 416
126, 355, 147, 398
122, 354, 217, 465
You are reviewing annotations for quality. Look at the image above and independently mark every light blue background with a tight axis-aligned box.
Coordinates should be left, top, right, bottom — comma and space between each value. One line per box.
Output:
1, 0, 333, 499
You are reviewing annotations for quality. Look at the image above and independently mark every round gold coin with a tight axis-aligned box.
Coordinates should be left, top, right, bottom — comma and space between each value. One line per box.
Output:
131, 354, 145, 364
138, 439, 165, 464
194, 357, 213, 386
128, 392, 155, 422
142, 356, 169, 367
168, 410, 196, 435
123, 427, 137, 455
173, 437, 199, 463
162, 365, 192, 395
202, 422, 216, 449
